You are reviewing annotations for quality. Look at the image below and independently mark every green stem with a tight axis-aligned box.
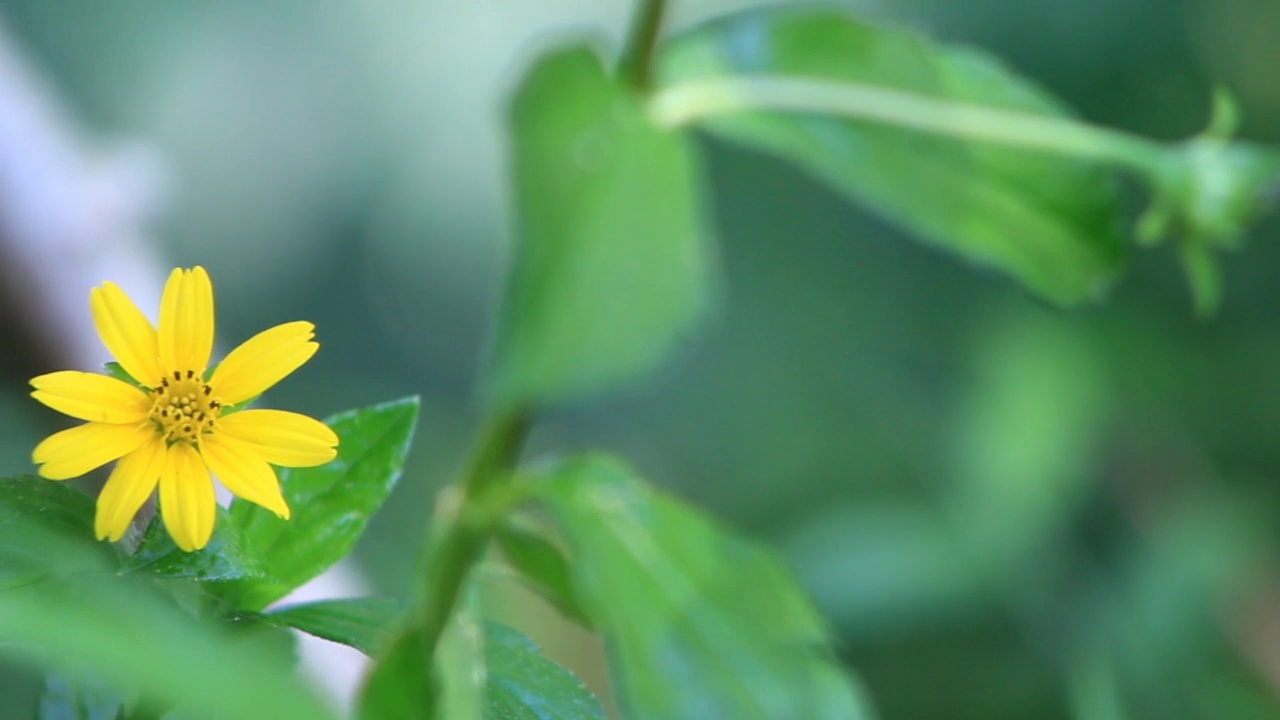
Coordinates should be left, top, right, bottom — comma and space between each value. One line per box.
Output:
648, 76, 1171, 176
618, 0, 669, 90
412, 411, 530, 673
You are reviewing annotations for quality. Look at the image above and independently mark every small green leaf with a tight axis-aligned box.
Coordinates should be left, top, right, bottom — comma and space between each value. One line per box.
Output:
490, 44, 713, 407
495, 520, 590, 625
528, 455, 874, 720
658, 8, 1126, 306
269, 597, 405, 656
102, 362, 142, 389
37, 670, 126, 720
484, 622, 606, 720
124, 509, 268, 582
226, 397, 419, 610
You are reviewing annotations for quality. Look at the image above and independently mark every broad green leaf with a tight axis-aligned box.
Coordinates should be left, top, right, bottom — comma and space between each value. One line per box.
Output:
0, 475, 96, 538
269, 597, 405, 656
0, 476, 104, 585
124, 508, 268, 582
37, 671, 125, 720
484, 622, 606, 720
658, 8, 1126, 305
359, 629, 436, 720
0, 513, 335, 720
489, 44, 713, 407
495, 520, 590, 625
226, 397, 419, 610
528, 455, 873, 720
359, 590, 484, 720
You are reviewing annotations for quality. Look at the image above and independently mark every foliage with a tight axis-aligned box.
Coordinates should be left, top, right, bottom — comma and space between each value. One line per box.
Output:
5, 1, 1280, 719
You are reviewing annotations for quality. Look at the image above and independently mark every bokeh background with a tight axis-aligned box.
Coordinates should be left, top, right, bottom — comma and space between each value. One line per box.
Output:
3, 1, 1280, 718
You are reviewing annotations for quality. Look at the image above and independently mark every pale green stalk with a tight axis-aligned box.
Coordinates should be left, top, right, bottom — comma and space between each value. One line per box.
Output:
648, 76, 1171, 177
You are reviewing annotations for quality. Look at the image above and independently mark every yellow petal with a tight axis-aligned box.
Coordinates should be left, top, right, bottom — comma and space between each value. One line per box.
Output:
30, 371, 150, 423
210, 321, 318, 405
158, 442, 217, 552
200, 433, 290, 519
90, 282, 163, 388
95, 438, 166, 541
158, 267, 215, 374
32, 422, 153, 480
214, 409, 339, 468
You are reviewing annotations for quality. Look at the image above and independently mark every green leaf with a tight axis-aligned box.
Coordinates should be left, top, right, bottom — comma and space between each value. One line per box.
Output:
123, 508, 269, 582
359, 591, 485, 720
528, 455, 874, 720
0, 475, 96, 538
495, 520, 590, 625
359, 629, 437, 720
37, 670, 125, 720
658, 8, 1126, 305
0, 513, 336, 720
0, 476, 105, 586
102, 362, 142, 389
269, 597, 405, 656
225, 397, 420, 610
484, 622, 606, 720
489, 44, 713, 407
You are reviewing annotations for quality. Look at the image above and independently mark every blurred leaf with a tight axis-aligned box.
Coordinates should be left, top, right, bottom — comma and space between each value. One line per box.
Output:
37, 670, 125, 720
226, 397, 419, 610
778, 502, 985, 640
947, 310, 1109, 572
528, 455, 873, 720
269, 597, 405, 656
0, 475, 96, 538
359, 590, 484, 720
1068, 649, 1128, 720
124, 508, 268, 582
659, 8, 1126, 305
0, 476, 104, 586
495, 520, 590, 625
1108, 492, 1271, 705
0, 513, 335, 720
490, 44, 713, 407
484, 621, 606, 720
358, 630, 435, 720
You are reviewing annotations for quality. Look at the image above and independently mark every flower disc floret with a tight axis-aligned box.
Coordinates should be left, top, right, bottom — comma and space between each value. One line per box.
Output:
152, 370, 223, 445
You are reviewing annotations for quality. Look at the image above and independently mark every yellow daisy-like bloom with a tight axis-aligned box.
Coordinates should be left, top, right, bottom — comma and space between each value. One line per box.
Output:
29, 266, 338, 552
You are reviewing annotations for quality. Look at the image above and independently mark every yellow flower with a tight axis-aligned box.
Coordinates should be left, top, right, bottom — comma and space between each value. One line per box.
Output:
29, 267, 338, 552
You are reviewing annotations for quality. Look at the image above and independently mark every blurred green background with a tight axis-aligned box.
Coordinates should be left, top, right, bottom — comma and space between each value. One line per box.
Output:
3, 1, 1280, 718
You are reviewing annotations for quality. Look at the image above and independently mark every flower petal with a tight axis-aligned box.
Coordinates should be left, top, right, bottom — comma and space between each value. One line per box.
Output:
30, 371, 150, 423
200, 433, 290, 519
158, 267, 215, 374
210, 321, 318, 405
158, 442, 217, 552
95, 438, 166, 541
214, 409, 339, 467
32, 422, 153, 480
90, 282, 163, 387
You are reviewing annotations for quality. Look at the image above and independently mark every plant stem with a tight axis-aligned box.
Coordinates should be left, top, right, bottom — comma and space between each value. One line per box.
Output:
618, 0, 669, 90
412, 411, 530, 674
648, 76, 1172, 176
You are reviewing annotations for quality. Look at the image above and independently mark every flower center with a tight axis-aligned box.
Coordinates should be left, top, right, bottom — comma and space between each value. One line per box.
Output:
150, 370, 222, 445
